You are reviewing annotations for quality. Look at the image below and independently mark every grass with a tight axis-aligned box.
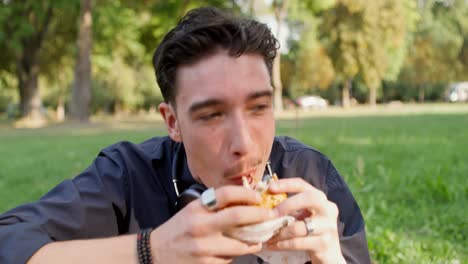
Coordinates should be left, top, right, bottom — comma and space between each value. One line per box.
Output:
1, 104, 467, 263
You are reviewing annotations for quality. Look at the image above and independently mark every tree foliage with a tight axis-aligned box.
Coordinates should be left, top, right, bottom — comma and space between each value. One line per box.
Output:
278, 0, 336, 102
0, 0, 79, 121
0, 0, 466, 120
319, 0, 411, 106
400, 0, 468, 101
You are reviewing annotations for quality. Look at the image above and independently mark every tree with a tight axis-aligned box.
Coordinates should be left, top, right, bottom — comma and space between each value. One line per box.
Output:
90, 0, 150, 113
71, 0, 93, 122
136, 0, 241, 61
256, 0, 334, 111
38, 3, 79, 121
320, 1, 362, 107
358, 0, 409, 105
89, 0, 242, 114
285, 0, 336, 98
0, 2, 53, 121
320, 0, 409, 106
271, 0, 289, 113
0, 0, 78, 123
400, 0, 467, 102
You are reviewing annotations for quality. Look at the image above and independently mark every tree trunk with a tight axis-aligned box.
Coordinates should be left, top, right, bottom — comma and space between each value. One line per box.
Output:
71, 0, 92, 122
15, 5, 53, 121
342, 78, 351, 108
17, 60, 42, 119
272, 0, 288, 113
249, 0, 256, 16
418, 84, 425, 103
368, 86, 377, 106
272, 52, 283, 113
56, 96, 65, 121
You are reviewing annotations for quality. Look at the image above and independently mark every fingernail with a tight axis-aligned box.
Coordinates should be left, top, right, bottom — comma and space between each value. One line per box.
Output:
269, 210, 278, 218
269, 182, 278, 189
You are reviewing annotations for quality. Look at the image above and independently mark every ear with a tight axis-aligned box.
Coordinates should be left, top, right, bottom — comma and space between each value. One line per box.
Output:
159, 102, 182, 142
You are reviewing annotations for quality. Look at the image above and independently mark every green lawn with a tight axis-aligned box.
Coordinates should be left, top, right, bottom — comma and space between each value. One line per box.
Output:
0, 106, 467, 263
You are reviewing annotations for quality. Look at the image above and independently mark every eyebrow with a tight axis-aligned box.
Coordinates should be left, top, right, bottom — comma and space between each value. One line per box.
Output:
188, 89, 273, 114
248, 90, 273, 101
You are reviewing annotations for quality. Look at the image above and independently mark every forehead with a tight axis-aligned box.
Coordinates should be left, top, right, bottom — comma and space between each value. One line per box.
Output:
174, 51, 271, 108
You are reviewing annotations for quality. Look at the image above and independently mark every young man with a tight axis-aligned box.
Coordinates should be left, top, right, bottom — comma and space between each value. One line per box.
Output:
0, 7, 370, 264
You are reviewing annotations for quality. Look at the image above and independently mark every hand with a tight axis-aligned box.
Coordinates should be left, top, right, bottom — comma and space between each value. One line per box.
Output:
150, 185, 278, 264
265, 178, 345, 264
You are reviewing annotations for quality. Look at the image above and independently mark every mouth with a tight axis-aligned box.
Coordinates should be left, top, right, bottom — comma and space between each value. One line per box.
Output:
228, 169, 256, 186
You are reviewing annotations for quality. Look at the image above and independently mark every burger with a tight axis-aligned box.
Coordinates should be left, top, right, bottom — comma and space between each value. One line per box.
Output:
225, 174, 293, 244
242, 173, 287, 209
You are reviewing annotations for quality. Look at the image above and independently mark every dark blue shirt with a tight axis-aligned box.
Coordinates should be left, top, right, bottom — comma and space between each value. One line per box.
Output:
0, 136, 370, 263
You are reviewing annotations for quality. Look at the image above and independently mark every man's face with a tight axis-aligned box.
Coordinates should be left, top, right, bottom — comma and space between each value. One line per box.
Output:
160, 50, 275, 188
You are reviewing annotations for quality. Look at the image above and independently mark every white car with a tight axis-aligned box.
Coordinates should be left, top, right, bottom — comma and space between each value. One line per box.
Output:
295, 95, 328, 109
447, 82, 468, 102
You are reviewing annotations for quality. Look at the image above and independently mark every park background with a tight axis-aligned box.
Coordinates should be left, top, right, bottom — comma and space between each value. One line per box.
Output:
0, 0, 467, 263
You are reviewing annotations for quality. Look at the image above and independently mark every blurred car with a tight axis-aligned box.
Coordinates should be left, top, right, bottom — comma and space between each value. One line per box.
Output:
447, 82, 468, 102
295, 95, 328, 109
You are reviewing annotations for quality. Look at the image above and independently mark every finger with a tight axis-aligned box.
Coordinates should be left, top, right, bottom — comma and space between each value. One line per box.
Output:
265, 234, 334, 252
196, 186, 262, 211
265, 236, 309, 251
191, 234, 263, 257
266, 217, 335, 244
273, 190, 330, 217
184, 206, 276, 237
197, 256, 232, 264
268, 177, 318, 194
212, 205, 277, 230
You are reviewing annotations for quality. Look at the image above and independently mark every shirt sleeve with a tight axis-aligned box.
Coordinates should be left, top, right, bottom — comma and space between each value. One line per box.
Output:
0, 148, 129, 264
325, 160, 371, 264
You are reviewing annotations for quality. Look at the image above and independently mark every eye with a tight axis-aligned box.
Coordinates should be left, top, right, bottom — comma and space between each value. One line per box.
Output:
199, 112, 223, 121
251, 103, 270, 113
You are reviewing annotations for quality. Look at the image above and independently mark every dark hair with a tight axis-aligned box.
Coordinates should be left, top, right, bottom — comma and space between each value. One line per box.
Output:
152, 7, 279, 105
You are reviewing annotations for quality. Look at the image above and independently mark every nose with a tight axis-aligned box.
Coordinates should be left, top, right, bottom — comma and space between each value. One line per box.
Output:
228, 111, 253, 158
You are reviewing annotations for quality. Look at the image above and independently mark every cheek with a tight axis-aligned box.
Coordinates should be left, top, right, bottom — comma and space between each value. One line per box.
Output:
183, 127, 225, 186
255, 116, 275, 139
259, 118, 275, 156
185, 126, 223, 152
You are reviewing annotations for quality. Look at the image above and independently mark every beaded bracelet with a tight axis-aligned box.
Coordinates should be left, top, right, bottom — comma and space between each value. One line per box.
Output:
137, 228, 154, 264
